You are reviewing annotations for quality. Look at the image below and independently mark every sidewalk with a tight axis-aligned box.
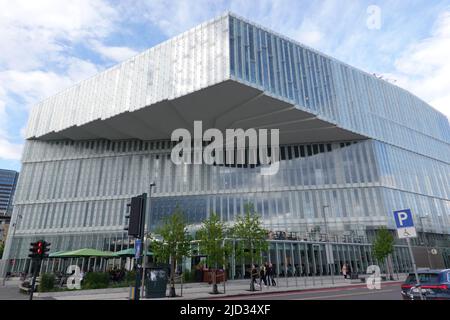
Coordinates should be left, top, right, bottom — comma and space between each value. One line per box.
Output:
30, 274, 407, 300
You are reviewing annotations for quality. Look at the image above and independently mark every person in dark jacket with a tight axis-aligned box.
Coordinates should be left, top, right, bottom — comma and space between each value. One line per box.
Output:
267, 263, 276, 286
259, 264, 267, 287
251, 265, 258, 283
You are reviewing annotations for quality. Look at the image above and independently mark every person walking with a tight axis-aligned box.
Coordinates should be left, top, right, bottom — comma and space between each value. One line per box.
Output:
268, 263, 276, 286
250, 264, 258, 291
259, 264, 267, 287
341, 263, 348, 279
347, 263, 353, 279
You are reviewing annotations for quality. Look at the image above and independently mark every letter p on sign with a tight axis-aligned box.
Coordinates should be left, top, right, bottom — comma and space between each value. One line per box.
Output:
394, 209, 414, 229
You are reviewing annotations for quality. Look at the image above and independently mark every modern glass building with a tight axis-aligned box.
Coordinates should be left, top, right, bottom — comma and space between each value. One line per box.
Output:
0, 169, 19, 216
2, 13, 449, 276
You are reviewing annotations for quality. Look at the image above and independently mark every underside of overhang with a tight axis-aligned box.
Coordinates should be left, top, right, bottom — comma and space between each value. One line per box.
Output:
31, 80, 367, 144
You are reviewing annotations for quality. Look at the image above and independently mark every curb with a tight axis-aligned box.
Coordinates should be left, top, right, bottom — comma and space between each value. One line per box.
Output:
202, 280, 404, 300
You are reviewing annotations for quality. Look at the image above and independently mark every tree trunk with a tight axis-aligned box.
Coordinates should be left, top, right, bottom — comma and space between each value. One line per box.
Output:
386, 255, 395, 280
169, 259, 176, 297
212, 269, 219, 294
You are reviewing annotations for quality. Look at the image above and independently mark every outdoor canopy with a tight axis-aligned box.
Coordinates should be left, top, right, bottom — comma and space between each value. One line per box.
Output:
49, 248, 118, 258
114, 248, 153, 257
48, 250, 69, 258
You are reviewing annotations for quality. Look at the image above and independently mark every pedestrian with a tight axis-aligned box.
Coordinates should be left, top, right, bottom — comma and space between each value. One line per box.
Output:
259, 264, 267, 287
251, 264, 258, 290
268, 263, 276, 286
341, 263, 348, 279
347, 263, 353, 279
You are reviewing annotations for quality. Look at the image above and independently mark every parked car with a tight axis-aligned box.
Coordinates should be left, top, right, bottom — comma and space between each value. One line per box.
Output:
401, 269, 450, 300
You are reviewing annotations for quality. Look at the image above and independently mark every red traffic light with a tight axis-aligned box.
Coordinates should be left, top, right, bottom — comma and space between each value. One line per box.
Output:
37, 241, 43, 255
28, 240, 50, 259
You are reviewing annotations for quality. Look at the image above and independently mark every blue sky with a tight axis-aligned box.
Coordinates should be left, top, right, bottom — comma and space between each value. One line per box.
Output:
1, 0, 449, 172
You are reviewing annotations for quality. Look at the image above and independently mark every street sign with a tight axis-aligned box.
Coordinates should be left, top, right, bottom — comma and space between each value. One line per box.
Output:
393, 209, 417, 239
135, 239, 142, 259
393, 208, 424, 300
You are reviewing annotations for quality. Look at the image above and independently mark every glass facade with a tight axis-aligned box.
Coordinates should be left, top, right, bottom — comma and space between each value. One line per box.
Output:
0, 169, 19, 216
3, 14, 450, 274
228, 15, 449, 163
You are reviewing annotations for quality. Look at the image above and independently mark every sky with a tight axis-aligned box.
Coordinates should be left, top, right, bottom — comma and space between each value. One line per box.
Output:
1, 0, 449, 172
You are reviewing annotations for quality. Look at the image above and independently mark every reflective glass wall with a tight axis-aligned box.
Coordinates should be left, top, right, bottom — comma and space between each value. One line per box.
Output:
228, 15, 450, 163
5, 137, 449, 260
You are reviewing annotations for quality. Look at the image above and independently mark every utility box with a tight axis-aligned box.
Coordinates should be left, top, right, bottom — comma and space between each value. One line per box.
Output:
145, 268, 168, 298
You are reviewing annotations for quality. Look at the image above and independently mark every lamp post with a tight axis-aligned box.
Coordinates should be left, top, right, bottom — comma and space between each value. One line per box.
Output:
321, 205, 335, 283
322, 205, 330, 242
140, 182, 156, 299
419, 215, 432, 268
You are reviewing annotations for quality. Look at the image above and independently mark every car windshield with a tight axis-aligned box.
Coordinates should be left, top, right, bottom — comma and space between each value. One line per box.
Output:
405, 273, 440, 284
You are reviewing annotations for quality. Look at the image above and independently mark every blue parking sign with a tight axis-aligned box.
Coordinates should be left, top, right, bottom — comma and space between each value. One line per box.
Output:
393, 209, 414, 228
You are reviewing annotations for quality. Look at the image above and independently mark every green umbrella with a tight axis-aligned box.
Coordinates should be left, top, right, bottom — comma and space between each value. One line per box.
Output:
52, 248, 118, 258
115, 248, 153, 257
49, 250, 69, 258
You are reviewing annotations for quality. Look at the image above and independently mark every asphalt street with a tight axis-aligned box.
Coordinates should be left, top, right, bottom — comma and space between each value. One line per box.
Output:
0, 285, 29, 300
214, 283, 403, 300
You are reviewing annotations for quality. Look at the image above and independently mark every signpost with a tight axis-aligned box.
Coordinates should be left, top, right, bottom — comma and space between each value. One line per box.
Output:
393, 209, 423, 300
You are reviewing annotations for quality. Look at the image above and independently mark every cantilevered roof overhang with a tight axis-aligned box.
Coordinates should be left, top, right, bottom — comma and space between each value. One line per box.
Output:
33, 80, 366, 144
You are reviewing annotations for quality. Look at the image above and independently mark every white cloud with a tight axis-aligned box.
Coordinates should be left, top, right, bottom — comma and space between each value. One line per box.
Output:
0, 0, 118, 70
0, 0, 131, 163
0, 138, 23, 161
387, 11, 450, 118
0, 59, 100, 107
140, 0, 222, 37
90, 40, 138, 63
0, 100, 23, 160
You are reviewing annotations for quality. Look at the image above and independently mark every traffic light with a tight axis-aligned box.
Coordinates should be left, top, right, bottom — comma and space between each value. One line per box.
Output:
28, 241, 39, 259
41, 241, 50, 258
28, 240, 50, 259
125, 194, 146, 238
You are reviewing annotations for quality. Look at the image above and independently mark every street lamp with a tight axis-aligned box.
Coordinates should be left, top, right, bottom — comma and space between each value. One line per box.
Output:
11, 214, 23, 238
419, 215, 432, 268
140, 182, 156, 298
322, 205, 330, 242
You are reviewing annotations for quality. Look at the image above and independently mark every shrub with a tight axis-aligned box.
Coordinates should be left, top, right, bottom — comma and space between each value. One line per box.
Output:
39, 273, 55, 292
183, 269, 196, 283
125, 270, 136, 284
82, 272, 110, 289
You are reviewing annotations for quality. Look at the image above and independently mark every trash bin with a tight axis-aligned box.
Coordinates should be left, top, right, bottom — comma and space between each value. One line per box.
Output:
145, 268, 168, 298
350, 273, 359, 280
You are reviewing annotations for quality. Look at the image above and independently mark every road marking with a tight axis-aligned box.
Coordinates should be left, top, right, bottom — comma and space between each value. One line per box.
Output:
294, 288, 399, 300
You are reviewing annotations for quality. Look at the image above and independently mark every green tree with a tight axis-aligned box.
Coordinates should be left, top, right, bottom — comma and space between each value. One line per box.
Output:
373, 227, 395, 280
196, 213, 231, 294
0, 241, 4, 259
151, 207, 191, 297
230, 203, 269, 291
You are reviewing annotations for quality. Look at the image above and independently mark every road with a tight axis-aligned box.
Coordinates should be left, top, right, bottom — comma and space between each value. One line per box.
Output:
215, 283, 403, 300
0, 285, 29, 300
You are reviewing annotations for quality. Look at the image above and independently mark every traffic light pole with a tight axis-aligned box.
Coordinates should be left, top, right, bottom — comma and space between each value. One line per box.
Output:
29, 258, 41, 301
27, 240, 50, 300
141, 182, 156, 297
134, 253, 141, 300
